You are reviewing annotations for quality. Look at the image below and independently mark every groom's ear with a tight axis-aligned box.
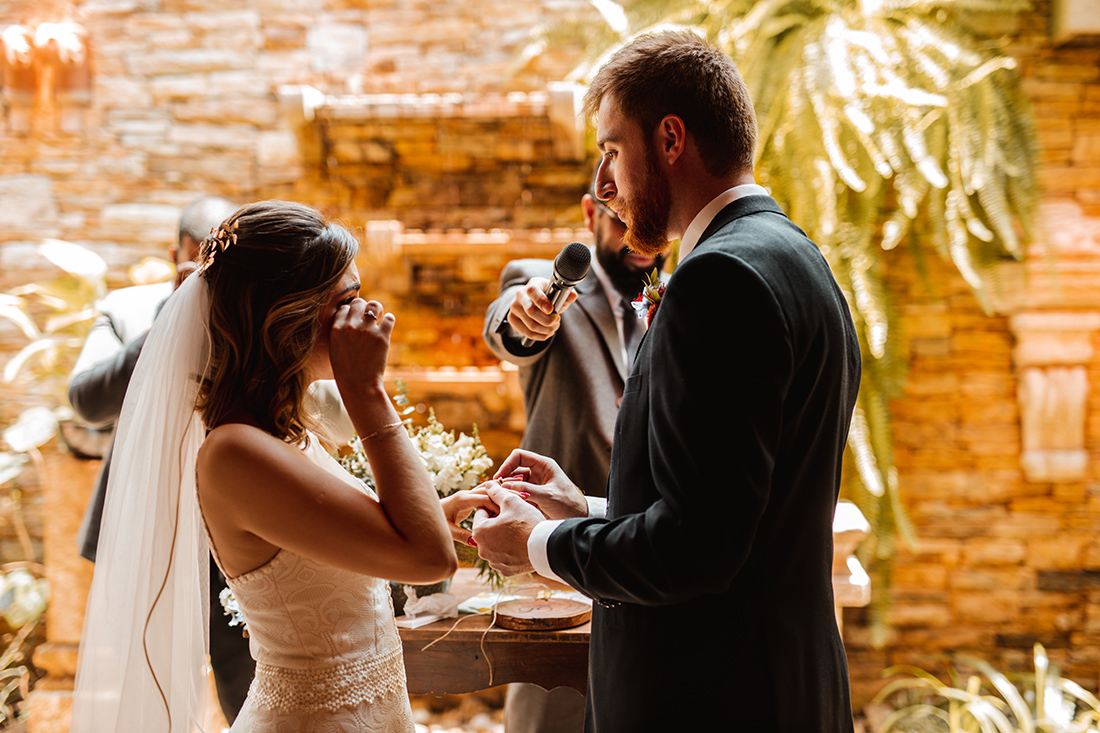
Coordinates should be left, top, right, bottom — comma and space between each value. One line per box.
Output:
655, 114, 687, 165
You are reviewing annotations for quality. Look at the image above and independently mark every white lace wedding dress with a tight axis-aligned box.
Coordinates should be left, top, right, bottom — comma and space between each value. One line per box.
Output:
208, 435, 415, 732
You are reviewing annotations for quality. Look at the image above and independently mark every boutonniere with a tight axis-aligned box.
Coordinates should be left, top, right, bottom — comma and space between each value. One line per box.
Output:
631, 268, 666, 327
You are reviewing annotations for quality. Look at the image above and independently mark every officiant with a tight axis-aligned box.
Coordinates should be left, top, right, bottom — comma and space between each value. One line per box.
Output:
483, 171, 666, 733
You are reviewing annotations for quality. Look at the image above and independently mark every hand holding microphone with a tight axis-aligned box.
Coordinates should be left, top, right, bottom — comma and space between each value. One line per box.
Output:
501, 242, 591, 347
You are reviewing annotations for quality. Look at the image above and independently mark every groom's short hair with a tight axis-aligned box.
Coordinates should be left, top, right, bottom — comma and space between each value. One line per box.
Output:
583, 28, 757, 179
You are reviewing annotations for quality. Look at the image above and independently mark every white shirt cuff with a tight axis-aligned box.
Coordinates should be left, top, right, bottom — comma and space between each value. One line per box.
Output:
528, 519, 566, 584
586, 496, 607, 518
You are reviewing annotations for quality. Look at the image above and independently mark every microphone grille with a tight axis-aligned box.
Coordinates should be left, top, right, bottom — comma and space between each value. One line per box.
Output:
555, 241, 592, 281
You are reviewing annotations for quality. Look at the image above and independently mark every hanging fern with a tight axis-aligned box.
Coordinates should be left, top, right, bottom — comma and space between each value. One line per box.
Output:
521, 0, 1038, 645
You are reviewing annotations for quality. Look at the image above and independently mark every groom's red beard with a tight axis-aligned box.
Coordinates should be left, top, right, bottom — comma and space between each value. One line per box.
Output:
616, 147, 673, 258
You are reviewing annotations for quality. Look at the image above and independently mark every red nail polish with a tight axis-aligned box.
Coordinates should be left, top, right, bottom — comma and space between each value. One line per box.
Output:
519, 492, 531, 498
467, 537, 478, 547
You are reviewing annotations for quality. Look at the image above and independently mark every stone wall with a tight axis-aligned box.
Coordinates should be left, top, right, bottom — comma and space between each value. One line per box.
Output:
2, 0, 1100, 719
0, 0, 596, 570
843, 0, 1100, 706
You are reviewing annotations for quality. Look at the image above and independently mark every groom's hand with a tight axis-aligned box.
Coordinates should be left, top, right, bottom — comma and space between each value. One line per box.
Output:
494, 449, 587, 521
471, 486, 543, 576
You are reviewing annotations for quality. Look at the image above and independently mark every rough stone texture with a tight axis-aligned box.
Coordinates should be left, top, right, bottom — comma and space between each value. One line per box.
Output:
0, 0, 1099, 722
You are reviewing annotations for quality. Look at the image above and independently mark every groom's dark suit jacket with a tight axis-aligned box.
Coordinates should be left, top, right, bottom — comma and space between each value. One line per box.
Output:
545, 195, 861, 732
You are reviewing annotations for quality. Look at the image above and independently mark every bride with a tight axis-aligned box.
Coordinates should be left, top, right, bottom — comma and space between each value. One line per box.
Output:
71, 201, 480, 731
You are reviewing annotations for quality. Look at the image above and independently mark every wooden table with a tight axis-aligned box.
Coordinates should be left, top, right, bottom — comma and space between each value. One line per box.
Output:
398, 568, 590, 695
400, 505, 871, 696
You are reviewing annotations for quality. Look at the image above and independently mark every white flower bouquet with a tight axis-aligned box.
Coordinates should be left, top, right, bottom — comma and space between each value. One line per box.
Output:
342, 411, 493, 501
341, 380, 505, 592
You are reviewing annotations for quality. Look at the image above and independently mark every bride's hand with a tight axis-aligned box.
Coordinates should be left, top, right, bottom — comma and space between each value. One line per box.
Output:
441, 488, 499, 546
329, 299, 393, 400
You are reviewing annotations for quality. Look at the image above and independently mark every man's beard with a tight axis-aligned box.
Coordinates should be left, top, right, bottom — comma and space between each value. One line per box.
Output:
596, 230, 666, 299
615, 146, 672, 258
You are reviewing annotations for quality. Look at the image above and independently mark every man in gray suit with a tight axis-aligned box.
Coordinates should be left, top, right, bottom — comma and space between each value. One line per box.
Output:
483, 176, 665, 733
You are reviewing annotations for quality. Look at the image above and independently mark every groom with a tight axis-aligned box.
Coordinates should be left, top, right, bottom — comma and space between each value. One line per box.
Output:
471, 29, 861, 732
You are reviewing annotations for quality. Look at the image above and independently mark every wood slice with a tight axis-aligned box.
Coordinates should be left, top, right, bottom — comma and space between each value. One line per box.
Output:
493, 598, 592, 631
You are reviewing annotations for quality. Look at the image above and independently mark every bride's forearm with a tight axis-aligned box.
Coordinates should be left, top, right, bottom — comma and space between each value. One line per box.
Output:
354, 405, 458, 583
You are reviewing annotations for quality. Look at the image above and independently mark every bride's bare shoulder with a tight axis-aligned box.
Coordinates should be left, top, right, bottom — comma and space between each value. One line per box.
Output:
198, 422, 286, 476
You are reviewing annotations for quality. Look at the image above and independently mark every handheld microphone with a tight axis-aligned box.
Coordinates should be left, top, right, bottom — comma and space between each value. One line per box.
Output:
508, 241, 591, 347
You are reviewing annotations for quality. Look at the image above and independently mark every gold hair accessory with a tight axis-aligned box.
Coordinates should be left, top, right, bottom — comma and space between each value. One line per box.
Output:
197, 221, 237, 274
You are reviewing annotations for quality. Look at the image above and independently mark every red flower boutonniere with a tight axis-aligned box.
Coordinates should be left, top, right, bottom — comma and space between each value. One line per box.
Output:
631, 269, 666, 327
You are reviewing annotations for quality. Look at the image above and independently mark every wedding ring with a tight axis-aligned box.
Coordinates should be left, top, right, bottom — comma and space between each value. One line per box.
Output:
364, 308, 378, 320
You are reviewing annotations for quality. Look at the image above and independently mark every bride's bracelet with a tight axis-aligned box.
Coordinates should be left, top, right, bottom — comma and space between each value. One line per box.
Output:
360, 421, 405, 442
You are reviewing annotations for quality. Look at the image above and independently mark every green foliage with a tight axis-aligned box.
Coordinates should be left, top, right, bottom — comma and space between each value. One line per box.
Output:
0, 240, 116, 723
873, 644, 1100, 732
0, 563, 49, 729
522, 0, 1038, 643
0, 240, 109, 395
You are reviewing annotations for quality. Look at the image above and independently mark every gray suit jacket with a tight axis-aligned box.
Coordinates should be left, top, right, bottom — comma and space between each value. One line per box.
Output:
484, 259, 631, 498
69, 282, 171, 561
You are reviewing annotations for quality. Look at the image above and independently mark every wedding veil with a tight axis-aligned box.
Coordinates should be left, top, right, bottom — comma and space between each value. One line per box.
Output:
72, 273, 215, 731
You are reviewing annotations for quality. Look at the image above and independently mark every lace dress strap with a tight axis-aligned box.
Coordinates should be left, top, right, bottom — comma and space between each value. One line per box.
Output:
195, 472, 230, 577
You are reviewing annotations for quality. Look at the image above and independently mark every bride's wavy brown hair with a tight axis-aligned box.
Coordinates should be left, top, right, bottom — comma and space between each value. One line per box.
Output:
196, 200, 358, 443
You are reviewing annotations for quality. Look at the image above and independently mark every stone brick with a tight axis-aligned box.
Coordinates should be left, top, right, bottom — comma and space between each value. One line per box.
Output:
167, 123, 258, 149
184, 9, 261, 31
149, 74, 210, 101
127, 49, 255, 76
1037, 569, 1100, 591
894, 562, 948, 591
900, 371, 959, 396
1010, 496, 1079, 513
0, 176, 58, 231
899, 537, 963, 566
1029, 534, 1091, 567
1039, 166, 1100, 194
957, 371, 1015, 399
949, 566, 1031, 590
889, 601, 954, 627
995, 631, 1073, 649
1052, 482, 1088, 503
174, 98, 278, 126
256, 129, 300, 168
990, 512, 1063, 538
95, 75, 154, 107
99, 203, 180, 244
1022, 78, 1085, 101
1073, 132, 1100, 166
955, 590, 1022, 623
961, 538, 1028, 565
958, 400, 1017, 426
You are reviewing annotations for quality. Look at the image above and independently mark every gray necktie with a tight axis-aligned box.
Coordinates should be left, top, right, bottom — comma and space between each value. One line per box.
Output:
621, 297, 642, 368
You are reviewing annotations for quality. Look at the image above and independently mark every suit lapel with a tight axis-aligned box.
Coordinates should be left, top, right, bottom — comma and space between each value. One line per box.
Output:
635, 196, 785, 344
690, 195, 787, 259
573, 272, 629, 382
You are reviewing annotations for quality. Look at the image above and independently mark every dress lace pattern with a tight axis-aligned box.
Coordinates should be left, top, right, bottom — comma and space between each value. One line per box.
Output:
209, 435, 415, 732
251, 647, 406, 714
